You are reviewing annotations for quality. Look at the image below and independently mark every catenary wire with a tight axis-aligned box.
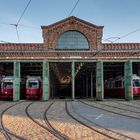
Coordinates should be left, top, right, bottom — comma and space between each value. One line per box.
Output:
0, 22, 40, 30
111, 27, 140, 43
93, 27, 140, 57
17, 0, 32, 25
13, 0, 32, 43
68, 0, 80, 16
103, 27, 140, 43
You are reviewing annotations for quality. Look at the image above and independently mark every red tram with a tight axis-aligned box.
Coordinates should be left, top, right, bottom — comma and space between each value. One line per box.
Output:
1, 76, 26, 99
26, 76, 42, 99
105, 74, 140, 97
1, 76, 14, 99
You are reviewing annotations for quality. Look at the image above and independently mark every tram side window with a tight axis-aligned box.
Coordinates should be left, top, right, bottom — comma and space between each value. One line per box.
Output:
133, 79, 140, 87
27, 82, 38, 88
110, 81, 114, 89
2, 82, 13, 88
123, 81, 124, 88
115, 80, 122, 88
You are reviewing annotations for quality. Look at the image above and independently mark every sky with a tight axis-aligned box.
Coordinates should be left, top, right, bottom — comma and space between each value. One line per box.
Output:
0, 0, 140, 43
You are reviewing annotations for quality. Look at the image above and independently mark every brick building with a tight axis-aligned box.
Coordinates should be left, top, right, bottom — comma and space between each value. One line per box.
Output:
0, 16, 140, 101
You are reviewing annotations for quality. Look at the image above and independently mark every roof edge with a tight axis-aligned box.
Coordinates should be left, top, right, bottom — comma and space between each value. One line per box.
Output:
41, 16, 104, 29
0, 43, 43, 46
103, 43, 140, 45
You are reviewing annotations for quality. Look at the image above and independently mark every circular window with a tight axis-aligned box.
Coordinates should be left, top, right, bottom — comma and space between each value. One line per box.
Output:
56, 31, 89, 50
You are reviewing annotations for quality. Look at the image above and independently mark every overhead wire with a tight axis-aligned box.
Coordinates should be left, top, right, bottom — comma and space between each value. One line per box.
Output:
12, 0, 32, 43
0, 22, 40, 30
0, 0, 140, 57
94, 27, 140, 57
17, 0, 32, 25
15, 25, 20, 43
111, 27, 140, 43
68, 0, 80, 16
0, 40, 11, 43
67, 0, 140, 58
103, 27, 140, 43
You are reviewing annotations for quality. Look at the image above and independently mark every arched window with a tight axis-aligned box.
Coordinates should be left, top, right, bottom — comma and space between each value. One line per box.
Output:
56, 31, 89, 50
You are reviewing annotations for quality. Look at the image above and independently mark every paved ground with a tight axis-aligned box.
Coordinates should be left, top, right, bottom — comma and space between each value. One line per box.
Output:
71, 99, 140, 140
0, 99, 139, 140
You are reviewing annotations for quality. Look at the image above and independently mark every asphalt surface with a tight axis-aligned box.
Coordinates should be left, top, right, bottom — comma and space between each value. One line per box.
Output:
69, 100, 140, 140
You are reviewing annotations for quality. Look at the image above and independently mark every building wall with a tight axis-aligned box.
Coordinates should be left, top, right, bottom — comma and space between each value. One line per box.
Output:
42, 17, 103, 50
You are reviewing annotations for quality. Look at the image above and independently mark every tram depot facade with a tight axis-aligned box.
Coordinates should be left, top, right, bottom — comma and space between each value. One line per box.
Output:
0, 16, 140, 101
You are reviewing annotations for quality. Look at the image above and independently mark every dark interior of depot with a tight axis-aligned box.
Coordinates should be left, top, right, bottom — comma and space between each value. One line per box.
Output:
49, 62, 96, 99
0, 62, 140, 100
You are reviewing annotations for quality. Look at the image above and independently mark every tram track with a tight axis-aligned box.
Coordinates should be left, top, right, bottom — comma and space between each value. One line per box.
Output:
81, 99, 140, 120
66, 100, 135, 140
45, 99, 112, 140
96, 101, 140, 113
94, 100, 140, 118
0, 101, 26, 140
130, 100, 140, 106
43, 100, 68, 140
112, 100, 140, 109
25, 100, 67, 140
2, 101, 59, 140
0, 99, 138, 140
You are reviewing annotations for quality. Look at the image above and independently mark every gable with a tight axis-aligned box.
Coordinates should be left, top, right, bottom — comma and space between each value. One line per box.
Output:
41, 16, 103, 50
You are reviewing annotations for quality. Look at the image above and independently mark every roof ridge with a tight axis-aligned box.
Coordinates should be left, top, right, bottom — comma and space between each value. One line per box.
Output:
41, 16, 103, 29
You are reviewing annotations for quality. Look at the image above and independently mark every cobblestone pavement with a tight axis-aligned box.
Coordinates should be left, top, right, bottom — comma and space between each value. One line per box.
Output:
0, 99, 139, 140
0, 101, 21, 140
2, 101, 58, 140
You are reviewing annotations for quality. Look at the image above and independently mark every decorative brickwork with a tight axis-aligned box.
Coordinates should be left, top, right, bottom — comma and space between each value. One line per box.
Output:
41, 16, 103, 50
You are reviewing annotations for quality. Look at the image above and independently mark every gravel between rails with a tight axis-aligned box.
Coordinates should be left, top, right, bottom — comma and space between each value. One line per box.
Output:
2, 101, 58, 140
45, 100, 114, 140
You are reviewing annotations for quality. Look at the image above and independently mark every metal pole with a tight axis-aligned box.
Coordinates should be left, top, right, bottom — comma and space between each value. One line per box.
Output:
91, 72, 93, 99
96, 61, 104, 101
13, 61, 20, 101
124, 60, 133, 100
42, 61, 49, 101
83, 78, 85, 98
51, 73, 54, 98
86, 76, 88, 98
72, 61, 75, 100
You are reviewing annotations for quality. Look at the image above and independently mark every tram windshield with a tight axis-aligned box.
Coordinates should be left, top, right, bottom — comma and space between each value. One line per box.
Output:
2, 82, 13, 89
133, 79, 140, 87
27, 82, 39, 89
